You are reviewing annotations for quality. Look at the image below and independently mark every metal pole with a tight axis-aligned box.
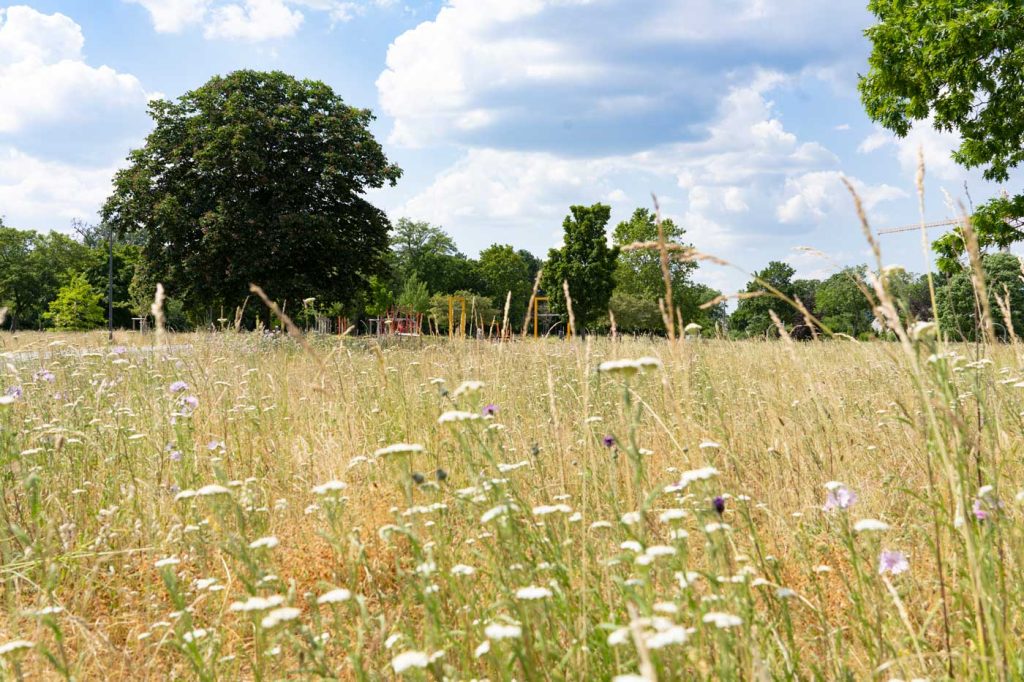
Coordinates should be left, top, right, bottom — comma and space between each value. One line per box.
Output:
107, 223, 114, 341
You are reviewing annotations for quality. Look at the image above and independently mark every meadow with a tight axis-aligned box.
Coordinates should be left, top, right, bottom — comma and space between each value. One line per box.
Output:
0, 324, 1020, 681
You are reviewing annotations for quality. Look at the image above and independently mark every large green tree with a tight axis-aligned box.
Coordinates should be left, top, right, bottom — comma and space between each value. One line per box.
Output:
729, 261, 800, 337
815, 267, 875, 337
543, 204, 619, 331
45, 273, 106, 331
860, 1, 1024, 262
103, 70, 401, 320
937, 252, 1024, 341
477, 244, 532, 328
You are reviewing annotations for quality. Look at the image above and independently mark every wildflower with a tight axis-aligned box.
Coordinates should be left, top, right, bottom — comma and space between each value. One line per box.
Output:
678, 466, 719, 488
533, 504, 572, 516
196, 484, 231, 497
878, 550, 909, 576
0, 395, 14, 406
312, 480, 347, 495
182, 628, 207, 643
169, 381, 188, 393
684, 322, 702, 334
481, 504, 513, 523
315, 587, 352, 605
435, 468, 448, 481
391, 651, 430, 674
452, 380, 485, 398
483, 403, 498, 416
484, 622, 522, 640
261, 607, 301, 629
450, 564, 476, 576
474, 640, 491, 657
620, 511, 641, 525
207, 440, 225, 451
515, 585, 552, 600
853, 519, 889, 533
602, 435, 616, 448
33, 369, 55, 383
823, 484, 857, 512
0, 640, 33, 656
230, 596, 285, 612
598, 357, 662, 376
438, 410, 481, 423
620, 540, 643, 553
249, 536, 279, 550
4, 386, 22, 400
712, 496, 726, 515
411, 472, 425, 485
646, 625, 688, 649
374, 443, 425, 458
775, 587, 796, 599
699, 440, 721, 449
702, 612, 742, 629
659, 508, 687, 523
154, 556, 180, 568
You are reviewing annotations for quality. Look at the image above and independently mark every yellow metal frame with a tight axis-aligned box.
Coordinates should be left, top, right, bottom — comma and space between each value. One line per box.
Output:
448, 296, 467, 338
530, 296, 572, 339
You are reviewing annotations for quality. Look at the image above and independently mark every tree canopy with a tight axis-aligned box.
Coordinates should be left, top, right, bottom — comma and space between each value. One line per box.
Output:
102, 70, 401, 320
860, 0, 1024, 262
543, 204, 619, 331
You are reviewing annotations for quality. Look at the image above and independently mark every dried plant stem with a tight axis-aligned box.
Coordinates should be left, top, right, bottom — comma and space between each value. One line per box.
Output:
562, 280, 576, 338
150, 283, 166, 347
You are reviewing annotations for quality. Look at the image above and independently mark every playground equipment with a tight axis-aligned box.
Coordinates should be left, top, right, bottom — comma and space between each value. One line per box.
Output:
448, 296, 467, 338
368, 307, 422, 336
528, 295, 570, 338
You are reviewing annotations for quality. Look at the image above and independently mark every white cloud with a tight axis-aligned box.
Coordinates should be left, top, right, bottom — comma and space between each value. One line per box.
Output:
0, 146, 116, 228
124, 0, 211, 32
377, 0, 871, 149
205, 0, 304, 41
776, 171, 906, 224
126, 0, 392, 39
857, 121, 964, 182
0, 6, 148, 133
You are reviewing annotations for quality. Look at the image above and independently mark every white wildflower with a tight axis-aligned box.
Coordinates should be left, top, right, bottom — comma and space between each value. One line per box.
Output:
317, 589, 352, 605
391, 650, 429, 674
261, 607, 301, 629
515, 585, 552, 600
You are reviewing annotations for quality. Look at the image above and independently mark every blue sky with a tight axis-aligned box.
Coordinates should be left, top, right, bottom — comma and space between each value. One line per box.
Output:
1, 0, 1020, 295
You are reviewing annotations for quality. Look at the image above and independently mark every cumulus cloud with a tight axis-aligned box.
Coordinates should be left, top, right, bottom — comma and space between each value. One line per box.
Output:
776, 171, 906, 224
0, 146, 117, 228
125, 0, 392, 39
377, 0, 871, 150
0, 6, 148, 133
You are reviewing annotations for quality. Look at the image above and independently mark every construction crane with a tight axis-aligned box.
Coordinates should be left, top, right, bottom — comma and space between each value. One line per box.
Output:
878, 218, 959, 236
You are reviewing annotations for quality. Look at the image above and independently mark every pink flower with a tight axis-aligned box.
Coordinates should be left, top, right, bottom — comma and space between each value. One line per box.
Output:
878, 550, 909, 576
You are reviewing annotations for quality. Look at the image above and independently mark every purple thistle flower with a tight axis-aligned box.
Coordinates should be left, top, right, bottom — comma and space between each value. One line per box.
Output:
823, 485, 857, 512
33, 369, 55, 383
878, 549, 909, 576
483, 403, 498, 417
602, 435, 615, 448
4, 386, 22, 400
169, 450, 182, 462
712, 496, 726, 515
207, 440, 224, 451
111, 346, 127, 355
169, 380, 188, 393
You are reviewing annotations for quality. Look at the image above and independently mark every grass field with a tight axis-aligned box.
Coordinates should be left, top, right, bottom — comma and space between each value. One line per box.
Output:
0, 329, 1021, 680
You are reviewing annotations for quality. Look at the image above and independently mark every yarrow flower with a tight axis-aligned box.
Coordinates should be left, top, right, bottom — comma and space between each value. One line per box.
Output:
702, 612, 743, 629
878, 549, 909, 576
261, 606, 301, 629
484, 622, 522, 640
374, 443, 425, 458
311, 480, 347, 495
438, 410, 481, 424
452, 380, 485, 398
597, 357, 662, 376
317, 588, 352, 605
230, 595, 285, 612
391, 650, 430, 674
0, 640, 34, 656
515, 585, 552, 600
853, 519, 889, 533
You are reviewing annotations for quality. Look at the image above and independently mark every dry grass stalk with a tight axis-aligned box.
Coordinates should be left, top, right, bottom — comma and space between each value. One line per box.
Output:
562, 279, 576, 338
958, 206, 997, 346
248, 283, 325, 370
501, 291, 512, 341
916, 147, 941, 332
150, 283, 166, 347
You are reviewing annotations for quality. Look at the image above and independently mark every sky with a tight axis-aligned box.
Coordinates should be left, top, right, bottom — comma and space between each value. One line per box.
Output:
1, 0, 1020, 295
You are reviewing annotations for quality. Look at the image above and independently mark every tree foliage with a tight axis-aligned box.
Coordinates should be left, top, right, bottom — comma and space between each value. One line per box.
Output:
860, 1, 1024, 260
729, 261, 800, 336
45, 273, 106, 331
937, 252, 1024, 341
544, 204, 619, 330
102, 70, 401, 319
478, 244, 532, 330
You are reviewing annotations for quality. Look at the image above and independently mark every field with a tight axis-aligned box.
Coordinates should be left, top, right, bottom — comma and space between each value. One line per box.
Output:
0, 329, 1021, 680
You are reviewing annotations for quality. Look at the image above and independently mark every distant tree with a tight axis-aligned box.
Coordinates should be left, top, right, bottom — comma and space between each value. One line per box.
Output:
364, 275, 394, 316
612, 208, 697, 304
815, 267, 875, 336
729, 261, 799, 336
390, 218, 482, 295
937, 252, 1024, 341
103, 70, 401, 320
889, 270, 935, 321
608, 292, 662, 334
478, 244, 532, 329
0, 226, 37, 330
678, 282, 728, 333
45, 273, 106, 331
517, 249, 543, 286
544, 204, 619, 331
860, 1, 1024, 261
397, 273, 431, 315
